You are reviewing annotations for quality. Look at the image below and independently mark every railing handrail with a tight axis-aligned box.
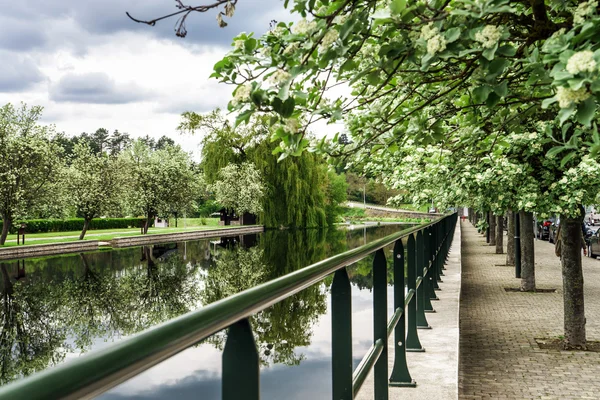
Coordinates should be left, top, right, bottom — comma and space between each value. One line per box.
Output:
0, 217, 445, 400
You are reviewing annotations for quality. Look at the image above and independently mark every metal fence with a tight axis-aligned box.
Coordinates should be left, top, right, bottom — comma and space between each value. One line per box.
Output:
0, 213, 457, 400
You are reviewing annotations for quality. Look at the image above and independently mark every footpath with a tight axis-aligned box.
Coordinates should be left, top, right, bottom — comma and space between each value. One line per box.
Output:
459, 221, 600, 399
358, 220, 461, 399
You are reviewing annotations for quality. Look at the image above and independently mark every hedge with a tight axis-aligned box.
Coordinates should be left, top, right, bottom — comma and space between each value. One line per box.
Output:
0, 217, 153, 234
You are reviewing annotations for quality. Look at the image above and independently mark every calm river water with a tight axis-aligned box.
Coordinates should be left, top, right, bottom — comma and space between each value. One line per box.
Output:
0, 224, 411, 399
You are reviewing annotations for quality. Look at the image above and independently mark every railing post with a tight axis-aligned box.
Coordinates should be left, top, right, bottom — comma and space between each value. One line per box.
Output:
222, 318, 259, 400
373, 249, 388, 400
435, 222, 444, 280
331, 268, 353, 400
389, 240, 416, 387
406, 234, 424, 351
415, 231, 431, 329
515, 211, 521, 278
422, 227, 436, 310
427, 227, 439, 300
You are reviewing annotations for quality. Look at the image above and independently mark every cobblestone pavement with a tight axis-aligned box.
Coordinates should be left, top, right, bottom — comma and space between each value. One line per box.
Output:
459, 221, 600, 400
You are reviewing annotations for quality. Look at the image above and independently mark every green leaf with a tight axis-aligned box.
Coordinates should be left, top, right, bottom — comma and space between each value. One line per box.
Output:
493, 81, 508, 97
473, 85, 493, 103
487, 58, 509, 80
576, 97, 596, 126
496, 45, 516, 57
546, 146, 566, 158
482, 43, 498, 61
234, 109, 254, 127
485, 92, 501, 108
445, 27, 461, 43
560, 151, 577, 168
541, 97, 557, 109
366, 71, 381, 85
558, 105, 576, 125
389, 0, 407, 15
280, 97, 296, 118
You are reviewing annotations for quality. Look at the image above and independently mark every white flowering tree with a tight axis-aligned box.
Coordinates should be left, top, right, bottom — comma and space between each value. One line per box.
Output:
212, 161, 265, 217
131, 0, 600, 348
121, 140, 202, 233
65, 143, 125, 239
0, 103, 64, 245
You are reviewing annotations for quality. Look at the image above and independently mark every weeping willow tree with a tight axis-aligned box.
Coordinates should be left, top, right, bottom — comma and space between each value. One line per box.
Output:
180, 111, 343, 228
251, 140, 328, 228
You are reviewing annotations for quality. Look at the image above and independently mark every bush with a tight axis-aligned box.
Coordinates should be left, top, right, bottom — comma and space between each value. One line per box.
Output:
0, 217, 152, 234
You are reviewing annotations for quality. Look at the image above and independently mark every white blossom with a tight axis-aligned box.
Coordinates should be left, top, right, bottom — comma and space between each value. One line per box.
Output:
427, 34, 447, 55
283, 42, 300, 55
234, 39, 245, 51
269, 69, 291, 87
573, 1, 598, 24
260, 46, 272, 57
292, 19, 317, 35
475, 25, 502, 48
284, 118, 300, 133
320, 29, 339, 49
420, 23, 439, 41
556, 86, 591, 108
333, 14, 348, 25
232, 84, 252, 105
566, 50, 597, 75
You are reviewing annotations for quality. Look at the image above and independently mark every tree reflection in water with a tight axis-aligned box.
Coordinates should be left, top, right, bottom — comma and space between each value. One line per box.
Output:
0, 224, 407, 385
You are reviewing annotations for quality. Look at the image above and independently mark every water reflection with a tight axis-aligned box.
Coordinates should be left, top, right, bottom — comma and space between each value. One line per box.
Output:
0, 224, 408, 397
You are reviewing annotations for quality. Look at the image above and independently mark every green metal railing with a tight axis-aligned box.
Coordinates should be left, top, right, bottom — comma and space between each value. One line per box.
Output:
0, 213, 458, 400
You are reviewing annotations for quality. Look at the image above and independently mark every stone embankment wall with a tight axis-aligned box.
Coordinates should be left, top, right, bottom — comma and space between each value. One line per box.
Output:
111, 226, 265, 248
0, 241, 99, 260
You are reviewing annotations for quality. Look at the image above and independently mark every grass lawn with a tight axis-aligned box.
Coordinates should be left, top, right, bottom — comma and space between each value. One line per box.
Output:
0, 218, 239, 248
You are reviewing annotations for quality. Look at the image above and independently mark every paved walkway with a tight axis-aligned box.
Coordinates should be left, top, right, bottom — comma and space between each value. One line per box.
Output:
357, 222, 461, 399
459, 221, 600, 399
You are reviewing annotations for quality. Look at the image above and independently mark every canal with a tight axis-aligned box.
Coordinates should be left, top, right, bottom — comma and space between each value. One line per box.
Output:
0, 224, 411, 399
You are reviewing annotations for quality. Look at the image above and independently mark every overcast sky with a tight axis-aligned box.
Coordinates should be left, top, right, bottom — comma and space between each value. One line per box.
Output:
0, 0, 295, 155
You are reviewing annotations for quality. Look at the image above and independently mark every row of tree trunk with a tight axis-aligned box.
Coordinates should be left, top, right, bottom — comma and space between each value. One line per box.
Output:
466, 208, 586, 349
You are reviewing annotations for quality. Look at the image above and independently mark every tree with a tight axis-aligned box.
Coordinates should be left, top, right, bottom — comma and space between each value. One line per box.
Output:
137, 0, 600, 347
212, 161, 265, 216
121, 140, 202, 233
64, 143, 124, 240
0, 103, 64, 245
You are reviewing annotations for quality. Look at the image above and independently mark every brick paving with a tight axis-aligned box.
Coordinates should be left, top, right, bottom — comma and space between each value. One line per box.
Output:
459, 220, 600, 400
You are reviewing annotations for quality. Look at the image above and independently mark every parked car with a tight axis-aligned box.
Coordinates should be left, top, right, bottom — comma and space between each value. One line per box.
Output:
588, 227, 600, 259
548, 219, 559, 243
536, 219, 553, 241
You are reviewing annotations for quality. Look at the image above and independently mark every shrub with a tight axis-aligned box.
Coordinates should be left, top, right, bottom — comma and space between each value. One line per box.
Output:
0, 217, 152, 234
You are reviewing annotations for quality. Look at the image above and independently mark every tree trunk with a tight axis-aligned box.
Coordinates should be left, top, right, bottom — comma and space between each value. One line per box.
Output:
506, 210, 515, 265
496, 215, 504, 254
144, 214, 153, 234
520, 211, 535, 291
561, 213, 586, 349
79, 218, 91, 240
0, 215, 11, 246
489, 212, 496, 246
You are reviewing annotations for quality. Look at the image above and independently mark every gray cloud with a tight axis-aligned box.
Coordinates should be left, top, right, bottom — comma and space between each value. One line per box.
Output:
0, 16, 47, 51
155, 81, 230, 114
0, 52, 45, 92
0, 0, 288, 53
50, 72, 150, 104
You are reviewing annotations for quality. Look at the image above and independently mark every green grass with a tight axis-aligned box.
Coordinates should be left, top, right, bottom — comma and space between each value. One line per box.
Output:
0, 218, 234, 247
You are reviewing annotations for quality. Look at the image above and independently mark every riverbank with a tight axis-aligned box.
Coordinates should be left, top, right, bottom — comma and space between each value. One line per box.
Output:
0, 225, 263, 260
0, 218, 222, 247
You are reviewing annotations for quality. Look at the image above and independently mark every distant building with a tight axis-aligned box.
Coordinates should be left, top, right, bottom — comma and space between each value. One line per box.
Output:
154, 217, 169, 228
218, 209, 257, 226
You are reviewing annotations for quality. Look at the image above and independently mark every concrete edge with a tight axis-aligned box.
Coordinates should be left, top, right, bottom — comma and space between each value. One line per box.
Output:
0, 241, 100, 261
454, 221, 462, 400
110, 225, 265, 248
